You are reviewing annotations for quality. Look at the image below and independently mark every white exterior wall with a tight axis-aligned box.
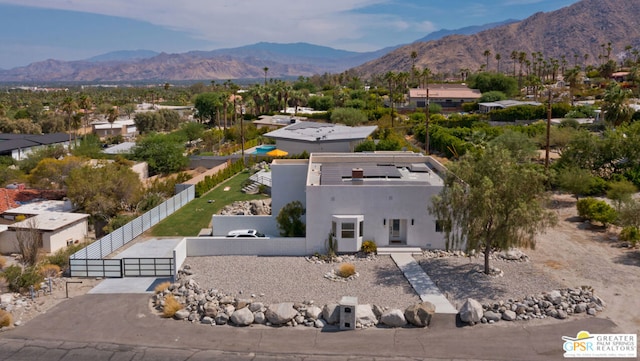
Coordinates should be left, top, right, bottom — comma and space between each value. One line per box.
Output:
305, 183, 446, 254
274, 139, 356, 155
42, 219, 88, 253
270, 161, 308, 218
186, 237, 307, 256
173, 239, 188, 275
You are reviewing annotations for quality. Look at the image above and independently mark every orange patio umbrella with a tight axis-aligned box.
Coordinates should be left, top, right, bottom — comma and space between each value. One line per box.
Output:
266, 149, 288, 157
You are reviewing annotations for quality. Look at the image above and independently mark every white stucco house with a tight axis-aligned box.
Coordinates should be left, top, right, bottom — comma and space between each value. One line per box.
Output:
263, 121, 377, 155
212, 152, 449, 255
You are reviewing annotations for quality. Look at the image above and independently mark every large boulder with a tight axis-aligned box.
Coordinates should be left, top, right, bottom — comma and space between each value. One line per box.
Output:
380, 309, 407, 328
215, 313, 229, 325
306, 306, 323, 320
265, 303, 298, 325
356, 304, 378, 327
546, 290, 563, 305
322, 304, 340, 325
483, 310, 501, 322
404, 302, 436, 327
173, 309, 190, 320
203, 302, 218, 317
459, 298, 483, 325
230, 307, 254, 326
502, 310, 517, 321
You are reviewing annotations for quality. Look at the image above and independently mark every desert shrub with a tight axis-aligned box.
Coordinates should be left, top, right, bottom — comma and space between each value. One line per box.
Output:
337, 263, 356, 278
0, 309, 12, 328
577, 198, 617, 227
0, 255, 6, 270
39, 264, 61, 278
361, 240, 377, 254
1, 265, 43, 293
326, 232, 338, 258
276, 201, 306, 237
154, 281, 171, 294
619, 226, 640, 247
46, 243, 87, 272
163, 294, 183, 318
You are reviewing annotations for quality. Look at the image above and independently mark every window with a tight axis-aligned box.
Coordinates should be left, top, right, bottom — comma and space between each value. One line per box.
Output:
332, 221, 337, 237
435, 220, 451, 233
341, 223, 355, 238
359, 221, 364, 238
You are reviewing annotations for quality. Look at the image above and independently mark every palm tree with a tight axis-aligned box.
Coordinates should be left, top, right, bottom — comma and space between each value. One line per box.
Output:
564, 66, 582, 106
61, 96, 78, 149
263, 67, 269, 86
383, 71, 397, 127
106, 106, 119, 133
483, 49, 491, 71
510, 50, 518, 76
495, 53, 502, 73
602, 82, 633, 127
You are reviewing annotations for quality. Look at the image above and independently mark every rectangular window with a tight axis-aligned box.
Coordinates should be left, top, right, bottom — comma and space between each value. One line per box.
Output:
332, 221, 337, 237
359, 221, 364, 238
435, 220, 451, 233
341, 223, 355, 239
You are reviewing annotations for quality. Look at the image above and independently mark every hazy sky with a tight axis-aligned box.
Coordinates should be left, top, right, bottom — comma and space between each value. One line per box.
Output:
0, 0, 580, 69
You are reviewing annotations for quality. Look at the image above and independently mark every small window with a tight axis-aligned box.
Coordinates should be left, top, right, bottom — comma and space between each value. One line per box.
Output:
359, 221, 364, 238
435, 220, 451, 233
341, 223, 355, 238
332, 221, 337, 237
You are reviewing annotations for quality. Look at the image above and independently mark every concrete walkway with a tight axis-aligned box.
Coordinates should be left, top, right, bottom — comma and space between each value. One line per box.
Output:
391, 253, 458, 314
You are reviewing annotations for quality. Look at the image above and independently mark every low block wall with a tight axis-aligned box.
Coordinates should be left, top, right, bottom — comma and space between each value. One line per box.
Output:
185, 237, 307, 257
211, 215, 278, 237
173, 239, 188, 276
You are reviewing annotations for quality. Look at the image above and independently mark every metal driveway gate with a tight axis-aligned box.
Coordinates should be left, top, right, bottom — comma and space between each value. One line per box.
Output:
69, 259, 123, 278
122, 258, 174, 277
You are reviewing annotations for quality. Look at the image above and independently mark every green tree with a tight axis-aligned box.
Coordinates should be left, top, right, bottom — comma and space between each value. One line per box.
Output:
276, 201, 306, 237
330, 107, 368, 126
28, 156, 85, 190
488, 129, 537, 162
132, 133, 188, 176
429, 146, 556, 274
479, 91, 507, 103
606, 180, 637, 210
602, 82, 633, 126
194, 92, 222, 124
66, 161, 143, 221
555, 166, 594, 200
467, 72, 519, 97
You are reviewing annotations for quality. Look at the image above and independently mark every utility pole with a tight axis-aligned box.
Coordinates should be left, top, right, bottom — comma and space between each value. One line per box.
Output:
545, 87, 552, 171
424, 68, 430, 155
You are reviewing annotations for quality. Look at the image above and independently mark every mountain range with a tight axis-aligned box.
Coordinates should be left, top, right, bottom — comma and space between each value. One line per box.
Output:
0, 0, 638, 83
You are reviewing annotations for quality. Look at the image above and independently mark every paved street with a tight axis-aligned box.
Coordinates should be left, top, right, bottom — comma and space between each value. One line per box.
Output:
0, 294, 624, 361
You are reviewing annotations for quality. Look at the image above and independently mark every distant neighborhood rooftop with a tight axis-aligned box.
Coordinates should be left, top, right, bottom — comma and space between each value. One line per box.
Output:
264, 121, 377, 142
0, 133, 69, 154
3, 200, 74, 216
479, 99, 543, 113
9, 211, 89, 232
409, 85, 482, 100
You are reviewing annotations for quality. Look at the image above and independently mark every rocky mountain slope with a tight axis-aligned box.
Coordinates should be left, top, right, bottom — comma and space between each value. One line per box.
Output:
353, 0, 640, 78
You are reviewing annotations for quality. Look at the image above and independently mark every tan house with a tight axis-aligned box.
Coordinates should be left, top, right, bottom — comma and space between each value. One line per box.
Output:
0, 212, 89, 254
408, 84, 482, 112
92, 119, 137, 139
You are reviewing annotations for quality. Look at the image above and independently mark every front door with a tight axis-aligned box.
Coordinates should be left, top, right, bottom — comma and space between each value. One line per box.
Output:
389, 219, 406, 244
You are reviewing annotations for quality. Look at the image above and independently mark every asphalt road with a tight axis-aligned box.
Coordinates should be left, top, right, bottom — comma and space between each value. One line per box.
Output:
0, 294, 625, 361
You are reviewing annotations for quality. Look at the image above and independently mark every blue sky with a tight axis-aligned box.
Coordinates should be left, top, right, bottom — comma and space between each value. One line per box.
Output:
0, 0, 580, 69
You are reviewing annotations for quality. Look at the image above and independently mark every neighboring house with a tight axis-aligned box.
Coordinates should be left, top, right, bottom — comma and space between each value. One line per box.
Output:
408, 84, 482, 112
0, 133, 70, 160
252, 115, 307, 130
263, 121, 377, 155
92, 119, 137, 139
212, 152, 449, 254
0, 198, 88, 254
102, 142, 136, 155
478, 99, 542, 113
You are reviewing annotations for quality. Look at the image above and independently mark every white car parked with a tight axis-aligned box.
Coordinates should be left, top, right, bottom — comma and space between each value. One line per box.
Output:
226, 229, 268, 238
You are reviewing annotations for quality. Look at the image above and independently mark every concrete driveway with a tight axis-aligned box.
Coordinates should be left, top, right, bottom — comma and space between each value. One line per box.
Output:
0, 293, 624, 361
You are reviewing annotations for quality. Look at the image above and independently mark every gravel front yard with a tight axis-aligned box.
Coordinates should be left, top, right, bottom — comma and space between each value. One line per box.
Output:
187, 255, 421, 309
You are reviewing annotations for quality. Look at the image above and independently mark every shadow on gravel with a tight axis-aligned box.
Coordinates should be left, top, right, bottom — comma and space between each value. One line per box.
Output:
613, 250, 640, 267
372, 264, 418, 297
418, 258, 509, 303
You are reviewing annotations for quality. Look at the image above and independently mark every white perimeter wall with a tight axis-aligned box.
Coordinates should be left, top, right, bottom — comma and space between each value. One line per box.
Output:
186, 237, 307, 256
274, 139, 357, 155
211, 215, 279, 237
173, 239, 187, 274
306, 184, 447, 254
270, 161, 308, 218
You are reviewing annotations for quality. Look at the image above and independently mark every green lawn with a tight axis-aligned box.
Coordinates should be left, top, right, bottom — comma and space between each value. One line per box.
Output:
150, 170, 268, 237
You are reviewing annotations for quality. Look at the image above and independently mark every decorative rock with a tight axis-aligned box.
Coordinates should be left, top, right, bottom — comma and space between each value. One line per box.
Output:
249, 302, 264, 313
587, 308, 597, 316
574, 303, 587, 313
306, 306, 322, 320
372, 304, 385, 318
253, 312, 266, 324
322, 304, 340, 325
556, 310, 568, 320
314, 319, 326, 328
203, 302, 218, 317
265, 303, 298, 325
380, 309, 407, 328
459, 298, 483, 325
356, 304, 378, 327
404, 302, 435, 327
547, 290, 563, 305
502, 310, 517, 321
235, 299, 252, 309
483, 311, 501, 322
201, 316, 214, 325
215, 313, 229, 325
230, 307, 254, 326
174, 309, 190, 320
0, 294, 13, 304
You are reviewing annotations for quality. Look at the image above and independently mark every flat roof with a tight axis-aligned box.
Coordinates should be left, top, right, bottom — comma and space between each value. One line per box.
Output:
103, 142, 136, 154
264, 121, 377, 142
409, 86, 482, 99
4, 200, 74, 215
308, 152, 445, 187
10, 212, 89, 231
